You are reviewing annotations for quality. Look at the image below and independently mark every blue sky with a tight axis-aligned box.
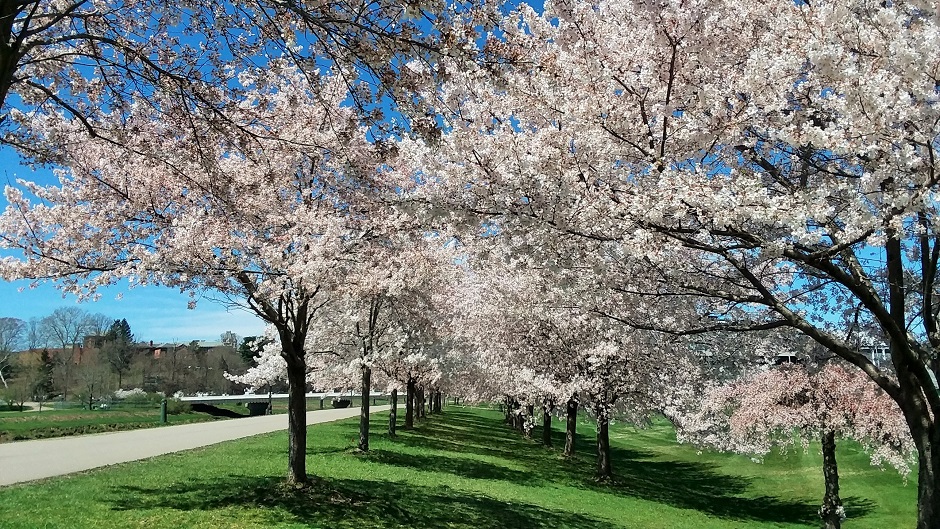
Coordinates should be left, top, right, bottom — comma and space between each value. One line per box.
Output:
0, 146, 266, 343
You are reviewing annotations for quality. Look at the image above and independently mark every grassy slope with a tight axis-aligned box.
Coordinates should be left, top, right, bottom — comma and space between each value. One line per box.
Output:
0, 407, 917, 529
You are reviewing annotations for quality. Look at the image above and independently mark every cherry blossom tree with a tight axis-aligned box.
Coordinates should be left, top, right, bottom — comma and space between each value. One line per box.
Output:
678, 363, 915, 529
444, 261, 583, 448
444, 253, 698, 479
232, 256, 449, 445
382, 347, 443, 430
315, 237, 454, 449
0, 64, 387, 485
397, 0, 940, 523
0, 0, 490, 155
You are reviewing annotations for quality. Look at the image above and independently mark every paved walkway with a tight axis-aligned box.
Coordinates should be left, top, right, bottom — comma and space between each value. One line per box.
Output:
0, 405, 389, 486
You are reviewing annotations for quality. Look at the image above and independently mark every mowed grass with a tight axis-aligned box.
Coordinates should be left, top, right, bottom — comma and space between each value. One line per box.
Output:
0, 396, 393, 442
0, 407, 917, 529
0, 406, 246, 442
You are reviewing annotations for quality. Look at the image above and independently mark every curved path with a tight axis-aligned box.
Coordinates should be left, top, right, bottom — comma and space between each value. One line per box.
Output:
0, 405, 390, 487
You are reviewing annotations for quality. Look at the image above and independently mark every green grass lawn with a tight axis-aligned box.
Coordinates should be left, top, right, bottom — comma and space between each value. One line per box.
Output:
0, 405, 248, 442
0, 396, 391, 442
0, 406, 917, 528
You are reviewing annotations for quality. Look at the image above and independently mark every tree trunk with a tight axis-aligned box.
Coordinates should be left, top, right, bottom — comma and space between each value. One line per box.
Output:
417, 387, 426, 419
389, 388, 398, 437
564, 396, 578, 457
884, 226, 940, 529
405, 378, 415, 429
542, 403, 553, 447
911, 420, 940, 529
819, 430, 842, 529
285, 351, 308, 485
596, 416, 611, 480
358, 364, 371, 452
916, 453, 940, 529
524, 404, 534, 438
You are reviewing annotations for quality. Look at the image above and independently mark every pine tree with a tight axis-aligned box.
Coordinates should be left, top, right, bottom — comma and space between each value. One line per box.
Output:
34, 348, 54, 399
104, 319, 134, 389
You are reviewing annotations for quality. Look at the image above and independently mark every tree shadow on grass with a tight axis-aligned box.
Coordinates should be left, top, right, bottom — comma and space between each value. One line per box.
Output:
393, 414, 546, 461
404, 410, 877, 527
364, 448, 540, 485
597, 445, 875, 525
108, 475, 609, 529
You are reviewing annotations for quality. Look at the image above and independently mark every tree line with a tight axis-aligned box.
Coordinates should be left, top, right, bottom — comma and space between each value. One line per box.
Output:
0, 309, 247, 408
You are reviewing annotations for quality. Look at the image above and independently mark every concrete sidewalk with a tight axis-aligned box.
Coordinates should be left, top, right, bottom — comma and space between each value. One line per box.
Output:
0, 405, 389, 486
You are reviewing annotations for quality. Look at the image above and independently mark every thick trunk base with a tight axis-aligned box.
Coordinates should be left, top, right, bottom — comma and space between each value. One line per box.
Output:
913, 428, 940, 529
820, 430, 842, 529
285, 356, 308, 485
358, 365, 371, 452
564, 397, 578, 458
596, 417, 611, 480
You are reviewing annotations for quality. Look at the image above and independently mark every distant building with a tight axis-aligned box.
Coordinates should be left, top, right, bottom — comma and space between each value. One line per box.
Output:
773, 352, 800, 365
859, 343, 890, 369
853, 331, 891, 369
149, 340, 225, 359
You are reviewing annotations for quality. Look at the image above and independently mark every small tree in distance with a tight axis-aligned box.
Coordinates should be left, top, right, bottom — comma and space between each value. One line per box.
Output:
34, 349, 55, 410
104, 319, 133, 389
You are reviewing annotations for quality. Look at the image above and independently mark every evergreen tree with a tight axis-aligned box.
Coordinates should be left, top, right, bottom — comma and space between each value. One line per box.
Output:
106, 319, 132, 344
34, 348, 54, 399
238, 336, 271, 368
104, 319, 134, 389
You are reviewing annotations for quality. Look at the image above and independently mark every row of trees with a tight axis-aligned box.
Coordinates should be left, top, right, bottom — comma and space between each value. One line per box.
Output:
0, 0, 937, 528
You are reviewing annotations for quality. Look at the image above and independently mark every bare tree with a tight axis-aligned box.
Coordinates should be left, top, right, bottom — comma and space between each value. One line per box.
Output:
74, 362, 109, 411
0, 317, 25, 388
41, 307, 89, 358
40, 307, 90, 399
84, 313, 114, 338
24, 317, 44, 350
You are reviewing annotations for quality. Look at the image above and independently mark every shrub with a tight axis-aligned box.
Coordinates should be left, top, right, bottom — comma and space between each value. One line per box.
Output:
165, 399, 191, 415
114, 388, 147, 400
